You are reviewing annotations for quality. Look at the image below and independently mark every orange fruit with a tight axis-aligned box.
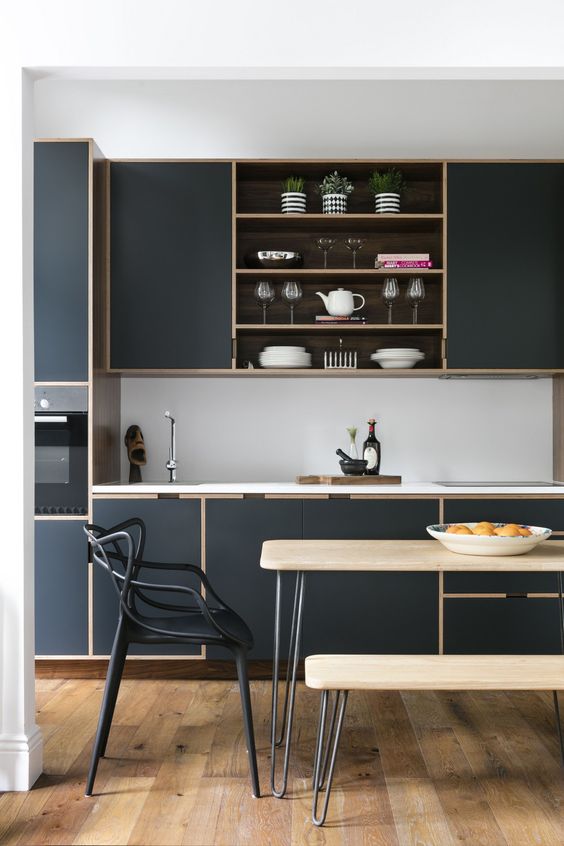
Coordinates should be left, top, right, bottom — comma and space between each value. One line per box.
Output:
494, 525, 521, 537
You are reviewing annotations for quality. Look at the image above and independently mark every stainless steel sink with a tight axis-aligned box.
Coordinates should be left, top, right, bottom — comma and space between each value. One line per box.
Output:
434, 481, 563, 487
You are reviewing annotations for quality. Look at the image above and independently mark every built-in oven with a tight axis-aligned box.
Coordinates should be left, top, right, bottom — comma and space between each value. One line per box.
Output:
34, 386, 88, 516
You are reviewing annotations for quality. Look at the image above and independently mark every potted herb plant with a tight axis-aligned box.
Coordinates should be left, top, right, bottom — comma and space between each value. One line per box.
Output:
318, 170, 354, 214
281, 175, 307, 214
368, 167, 405, 214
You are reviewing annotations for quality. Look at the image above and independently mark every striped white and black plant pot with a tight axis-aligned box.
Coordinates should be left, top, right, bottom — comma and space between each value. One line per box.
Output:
281, 191, 307, 214
322, 193, 348, 214
374, 192, 401, 214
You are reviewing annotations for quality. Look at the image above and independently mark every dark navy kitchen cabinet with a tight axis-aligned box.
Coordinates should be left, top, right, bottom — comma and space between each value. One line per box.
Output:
302, 499, 440, 655
109, 162, 232, 369
34, 141, 89, 382
443, 498, 564, 654
443, 498, 563, 594
447, 163, 564, 369
444, 599, 561, 654
92, 498, 201, 655
205, 498, 303, 659
35, 520, 88, 655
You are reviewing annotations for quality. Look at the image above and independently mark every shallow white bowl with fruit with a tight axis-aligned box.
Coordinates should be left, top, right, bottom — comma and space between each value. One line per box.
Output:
426, 522, 552, 556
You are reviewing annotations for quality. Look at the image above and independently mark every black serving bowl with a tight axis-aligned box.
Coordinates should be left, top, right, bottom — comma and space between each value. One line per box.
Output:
244, 250, 303, 269
339, 459, 368, 476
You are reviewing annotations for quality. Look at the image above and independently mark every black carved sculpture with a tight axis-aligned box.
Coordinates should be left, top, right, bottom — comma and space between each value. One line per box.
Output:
124, 425, 147, 483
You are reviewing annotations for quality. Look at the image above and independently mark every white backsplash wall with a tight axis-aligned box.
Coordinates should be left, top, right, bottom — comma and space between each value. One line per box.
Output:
120, 377, 553, 483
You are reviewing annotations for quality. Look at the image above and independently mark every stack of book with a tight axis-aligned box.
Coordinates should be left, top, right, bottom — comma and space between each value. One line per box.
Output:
375, 253, 433, 269
315, 315, 368, 325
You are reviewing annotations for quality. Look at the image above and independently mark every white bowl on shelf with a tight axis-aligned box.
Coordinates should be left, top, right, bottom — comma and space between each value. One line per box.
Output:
426, 523, 552, 556
371, 349, 425, 369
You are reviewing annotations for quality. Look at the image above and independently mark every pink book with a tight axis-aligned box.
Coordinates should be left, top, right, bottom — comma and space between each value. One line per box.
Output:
381, 260, 433, 268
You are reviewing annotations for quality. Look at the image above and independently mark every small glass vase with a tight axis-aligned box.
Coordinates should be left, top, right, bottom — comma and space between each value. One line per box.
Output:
349, 438, 359, 459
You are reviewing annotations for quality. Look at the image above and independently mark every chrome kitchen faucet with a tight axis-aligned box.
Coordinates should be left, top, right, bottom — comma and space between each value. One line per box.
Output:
164, 411, 177, 482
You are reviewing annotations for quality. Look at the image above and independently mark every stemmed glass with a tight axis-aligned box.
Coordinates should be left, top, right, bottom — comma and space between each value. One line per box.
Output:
281, 280, 303, 324
382, 277, 400, 324
406, 276, 425, 324
254, 279, 276, 324
343, 236, 366, 269
315, 237, 337, 269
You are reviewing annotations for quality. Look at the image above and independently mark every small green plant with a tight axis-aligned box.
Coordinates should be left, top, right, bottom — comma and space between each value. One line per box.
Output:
368, 167, 405, 195
318, 170, 355, 196
281, 175, 305, 194
346, 426, 357, 440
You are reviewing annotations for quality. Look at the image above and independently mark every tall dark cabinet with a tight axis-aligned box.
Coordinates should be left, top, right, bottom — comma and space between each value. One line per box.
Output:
34, 141, 90, 382
447, 163, 564, 369
109, 162, 232, 370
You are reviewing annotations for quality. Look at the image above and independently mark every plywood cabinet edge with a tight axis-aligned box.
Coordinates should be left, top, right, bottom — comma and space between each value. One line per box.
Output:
553, 374, 564, 481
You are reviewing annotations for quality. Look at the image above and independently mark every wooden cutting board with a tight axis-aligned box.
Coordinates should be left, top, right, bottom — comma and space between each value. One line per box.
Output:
296, 474, 402, 485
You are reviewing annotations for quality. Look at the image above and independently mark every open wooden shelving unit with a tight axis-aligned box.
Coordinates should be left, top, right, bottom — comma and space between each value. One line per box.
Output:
233, 160, 446, 374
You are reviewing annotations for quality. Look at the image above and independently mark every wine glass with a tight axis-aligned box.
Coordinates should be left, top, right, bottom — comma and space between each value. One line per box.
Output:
382, 277, 400, 324
406, 276, 426, 324
281, 280, 303, 324
343, 236, 366, 269
315, 237, 337, 269
254, 279, 276, 324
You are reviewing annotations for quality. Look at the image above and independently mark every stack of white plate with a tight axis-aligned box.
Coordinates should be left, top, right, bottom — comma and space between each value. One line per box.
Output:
259, 345, 312, 368
370, 347, 425, 369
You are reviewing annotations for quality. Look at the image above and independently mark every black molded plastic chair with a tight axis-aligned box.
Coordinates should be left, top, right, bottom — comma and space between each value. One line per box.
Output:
83, 518, 260, 797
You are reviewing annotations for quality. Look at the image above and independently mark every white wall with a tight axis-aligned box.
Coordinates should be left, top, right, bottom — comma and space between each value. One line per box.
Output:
121, 377, 553, 483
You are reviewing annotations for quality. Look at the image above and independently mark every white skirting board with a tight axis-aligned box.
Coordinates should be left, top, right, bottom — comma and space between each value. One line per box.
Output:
0, 726, 43, 791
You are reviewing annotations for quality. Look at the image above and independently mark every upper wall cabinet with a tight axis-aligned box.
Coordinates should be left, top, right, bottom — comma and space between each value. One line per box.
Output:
34, 141, 90, 382
109, 162, 232, 370
447, 164, 564, 369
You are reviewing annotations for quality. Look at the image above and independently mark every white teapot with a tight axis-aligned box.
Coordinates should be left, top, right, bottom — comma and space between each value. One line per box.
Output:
316, 288, 365, 317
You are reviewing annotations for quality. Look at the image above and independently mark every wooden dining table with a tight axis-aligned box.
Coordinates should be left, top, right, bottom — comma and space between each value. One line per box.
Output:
259, 538, 564, 798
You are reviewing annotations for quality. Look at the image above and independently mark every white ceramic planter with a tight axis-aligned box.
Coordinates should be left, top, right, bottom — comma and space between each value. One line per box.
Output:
374, 192, 401, 214
322, 193, 348, 214
281, 191, 306, 214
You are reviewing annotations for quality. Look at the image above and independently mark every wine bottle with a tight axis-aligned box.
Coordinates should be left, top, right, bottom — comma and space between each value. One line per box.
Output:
363, 418, 381, 475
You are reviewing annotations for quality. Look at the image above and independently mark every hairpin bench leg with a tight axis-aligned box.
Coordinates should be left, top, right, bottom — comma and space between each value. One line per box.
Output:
312, 689, 348, 827
271, 570, 306, 798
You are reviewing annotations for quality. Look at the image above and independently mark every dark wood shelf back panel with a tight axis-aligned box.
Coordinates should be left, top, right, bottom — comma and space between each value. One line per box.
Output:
236, 277, 443, 326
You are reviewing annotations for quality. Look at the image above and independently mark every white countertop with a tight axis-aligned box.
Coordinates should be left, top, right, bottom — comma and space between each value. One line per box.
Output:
92, 481, 564, 496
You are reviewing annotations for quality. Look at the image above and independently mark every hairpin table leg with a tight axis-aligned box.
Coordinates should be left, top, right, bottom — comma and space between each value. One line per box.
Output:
271, 570, 306, 798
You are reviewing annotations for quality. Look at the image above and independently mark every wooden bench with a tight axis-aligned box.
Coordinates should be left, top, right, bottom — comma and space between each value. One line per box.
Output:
305, 654, 564, 826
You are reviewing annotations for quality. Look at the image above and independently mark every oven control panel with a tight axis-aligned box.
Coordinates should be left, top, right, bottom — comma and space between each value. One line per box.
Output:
34, 386, 88, 413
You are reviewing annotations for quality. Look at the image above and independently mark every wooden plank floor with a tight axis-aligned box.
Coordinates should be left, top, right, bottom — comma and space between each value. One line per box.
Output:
2, 679, 564, 844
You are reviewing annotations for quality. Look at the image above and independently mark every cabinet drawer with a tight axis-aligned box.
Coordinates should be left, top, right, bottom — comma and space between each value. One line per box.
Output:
444, 598, 561, 654
443, 499, 564, 594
